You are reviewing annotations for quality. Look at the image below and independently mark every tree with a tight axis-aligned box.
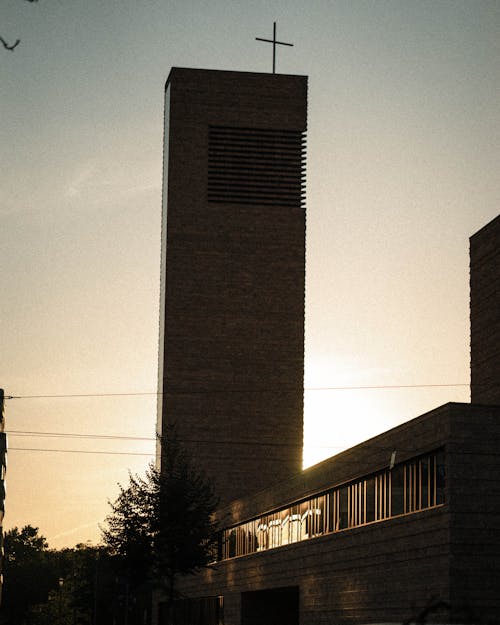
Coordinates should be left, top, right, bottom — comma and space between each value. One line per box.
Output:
0, 526, 56, 624
102, 428, 219, 623
0, 527, 118, 625
28, 544, 116, 625
102, 468, 156, 585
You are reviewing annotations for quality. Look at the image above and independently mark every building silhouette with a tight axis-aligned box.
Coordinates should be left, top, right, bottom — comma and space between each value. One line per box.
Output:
155, 67, 500, 625
470, 213, 500, 405
157, 67, 307, 506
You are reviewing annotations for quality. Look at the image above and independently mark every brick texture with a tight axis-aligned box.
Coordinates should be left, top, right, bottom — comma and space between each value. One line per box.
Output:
176, 403, 500, 624
470, 214, 500, 405
157, 68, 307, 506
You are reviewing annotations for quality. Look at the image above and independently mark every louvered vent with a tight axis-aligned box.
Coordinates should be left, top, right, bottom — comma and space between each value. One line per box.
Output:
208, 126, 306, 208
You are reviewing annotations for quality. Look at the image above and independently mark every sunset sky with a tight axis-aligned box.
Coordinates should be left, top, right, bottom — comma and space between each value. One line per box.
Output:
1, 1, 499, 549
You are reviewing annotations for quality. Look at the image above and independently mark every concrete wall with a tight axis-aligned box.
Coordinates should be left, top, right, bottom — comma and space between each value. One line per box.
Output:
470, 214, 500, 405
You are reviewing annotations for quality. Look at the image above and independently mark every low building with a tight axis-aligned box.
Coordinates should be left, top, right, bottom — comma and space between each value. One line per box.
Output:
174, 401, 500, 624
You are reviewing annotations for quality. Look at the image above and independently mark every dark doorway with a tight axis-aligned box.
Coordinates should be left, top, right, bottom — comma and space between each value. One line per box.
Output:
160, 596, 223, 625
241, 586, 299, 625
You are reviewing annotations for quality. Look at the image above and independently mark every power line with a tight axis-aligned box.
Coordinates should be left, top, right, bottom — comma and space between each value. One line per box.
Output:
8, 430, 155, 441
5, 392, 157, 400
4, 382, 470, 400
7, 444, 447, 469
4, 429, 443, 456
3, 429, 310, 448
306, 383, 469, 391
7, 446, 154, 457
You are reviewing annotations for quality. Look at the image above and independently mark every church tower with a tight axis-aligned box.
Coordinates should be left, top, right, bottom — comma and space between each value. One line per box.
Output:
157, 68, 307, 505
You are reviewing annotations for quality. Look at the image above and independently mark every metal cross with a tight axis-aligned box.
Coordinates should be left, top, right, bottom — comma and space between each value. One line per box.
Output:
255, 22, 293, 74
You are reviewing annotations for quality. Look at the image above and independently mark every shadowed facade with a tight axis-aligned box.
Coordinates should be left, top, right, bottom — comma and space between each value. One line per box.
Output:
157, 68, 307, 506
470, 214, 500, 405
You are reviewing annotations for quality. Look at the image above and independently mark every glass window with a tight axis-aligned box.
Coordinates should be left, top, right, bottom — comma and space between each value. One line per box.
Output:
257, 522, 268, 551
289, 512, 301, 543
327, 491, 336, 532
218, 449, 446, 560
338, 487, 348, 530
365, 477, 375, 522
420, 457, 429, 509
391, 465, 404, 516
405, 461, 417, 513
227, 529, 236, 558
311, 496, 325, 536
375, 474, 389, 520
436, 451, 446, 505
281, 515, 290, 545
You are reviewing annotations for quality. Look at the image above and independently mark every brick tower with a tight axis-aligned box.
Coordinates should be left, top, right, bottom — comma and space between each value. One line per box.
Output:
157, 68, 307, 505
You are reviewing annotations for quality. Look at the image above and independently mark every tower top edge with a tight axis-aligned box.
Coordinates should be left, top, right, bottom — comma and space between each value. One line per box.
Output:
164, 67, 308, 90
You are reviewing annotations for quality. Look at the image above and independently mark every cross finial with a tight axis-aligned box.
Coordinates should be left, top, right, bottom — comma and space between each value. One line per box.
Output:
255, 22, 294, 74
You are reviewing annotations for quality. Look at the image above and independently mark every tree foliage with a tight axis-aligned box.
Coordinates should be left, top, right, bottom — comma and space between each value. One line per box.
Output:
102, 428, 219, 609
0, 527, 118, 625
0, 525, 54, 623
102, 467, 156, 587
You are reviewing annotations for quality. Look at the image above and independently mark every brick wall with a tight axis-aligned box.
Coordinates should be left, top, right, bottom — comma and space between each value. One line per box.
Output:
470, 214, 500, 405
157, 69, 307, 505
176, 403, 500, 624
447, 405, 500, 623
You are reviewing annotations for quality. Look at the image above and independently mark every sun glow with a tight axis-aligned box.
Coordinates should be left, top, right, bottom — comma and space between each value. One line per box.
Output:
303, 355, 470, 469
303, 386, 382, 469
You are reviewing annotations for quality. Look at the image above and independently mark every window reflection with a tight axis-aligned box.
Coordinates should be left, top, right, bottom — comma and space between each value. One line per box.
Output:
221, 450, 446, 560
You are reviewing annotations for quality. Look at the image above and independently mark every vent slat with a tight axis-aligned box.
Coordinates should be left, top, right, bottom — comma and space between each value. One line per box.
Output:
208, 125, 306, 208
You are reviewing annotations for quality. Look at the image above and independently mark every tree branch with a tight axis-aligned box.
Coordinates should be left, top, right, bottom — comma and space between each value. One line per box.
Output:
2, 0, 39, 51
1, 36, 21, 51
